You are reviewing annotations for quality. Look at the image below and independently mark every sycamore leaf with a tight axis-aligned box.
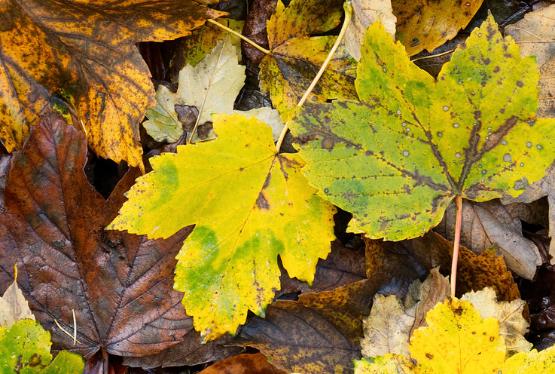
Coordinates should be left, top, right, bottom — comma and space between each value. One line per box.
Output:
392, 0, 483, 55
144, 40, 246, 143
0, 1, 223, 167
260, 0, 357, 121
290, 16, 555, 241
109, 114, 336, 341
0, 320, 84, 373
462, 288, 532, 353
199, 353, 286, 374
236, 107, 285, 142
0, 114, 224, 366
0, 269, 34, 328
344, 0, 397, 60
502, 345, 555, 373
409, 299, 506, 373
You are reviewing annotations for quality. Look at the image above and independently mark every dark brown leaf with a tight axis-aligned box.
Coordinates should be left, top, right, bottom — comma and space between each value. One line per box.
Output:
0, 114, 224, 369
199, 353, 286, 374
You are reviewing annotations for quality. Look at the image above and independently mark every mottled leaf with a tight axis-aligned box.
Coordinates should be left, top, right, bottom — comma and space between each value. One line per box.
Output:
354, 355, 413, 374
0, 114, 218, 365
392, 0, 483, 55
291, 16, 555, 241
109, 114, 335, 341
239, 279, 381, 373
260, 0, 357, 121
344, 0, 397, 60
0, 0, 223, 167
462, 287, 532, 353
0, 320, 84, 373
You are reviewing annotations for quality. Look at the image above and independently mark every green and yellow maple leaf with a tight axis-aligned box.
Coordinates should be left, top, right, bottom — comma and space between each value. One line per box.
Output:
290, 15, 555, 241
109, 114, 335, 340
260, 0, 357, 122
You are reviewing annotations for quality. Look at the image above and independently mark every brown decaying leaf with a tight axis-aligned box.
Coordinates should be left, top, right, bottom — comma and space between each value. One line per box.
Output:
199, 353, 286, 374
399, 231, 520, 301
0, 0, 223, 168
239, 279, 382, 373
0, 114, 225, 369
438, 200, 542, 279
280, 240, 366, 295
392, 0, 483, 55
242, 0, 277, 64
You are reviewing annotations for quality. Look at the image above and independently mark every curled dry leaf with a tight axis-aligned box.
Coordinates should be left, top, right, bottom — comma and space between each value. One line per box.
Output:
0, 0, 223, 167
344, 0, 397, 60
392, 0, 484, 55
0, 114, 225, 368
438, 200, 542, 279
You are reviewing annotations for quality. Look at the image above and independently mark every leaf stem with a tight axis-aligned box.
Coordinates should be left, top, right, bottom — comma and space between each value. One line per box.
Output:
410, 49, 454, 62
207, 19, 271, 55
450, 195, 463, 298
275, 1, 353, 152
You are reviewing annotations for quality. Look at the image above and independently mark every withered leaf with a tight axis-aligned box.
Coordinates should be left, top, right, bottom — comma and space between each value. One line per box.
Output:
239, 279, 381, 373
199, 353, 286, 374
0, 0, 223, 167
0, 114, 222, 368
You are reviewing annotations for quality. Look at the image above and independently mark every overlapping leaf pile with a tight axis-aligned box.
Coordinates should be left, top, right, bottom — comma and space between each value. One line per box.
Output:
0, 0, 555, 373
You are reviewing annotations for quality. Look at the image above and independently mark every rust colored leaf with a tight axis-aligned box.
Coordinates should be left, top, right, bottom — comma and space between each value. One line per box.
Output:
0, 114, 224, 369
199, 353, 286, 374
0, 0, 223, 167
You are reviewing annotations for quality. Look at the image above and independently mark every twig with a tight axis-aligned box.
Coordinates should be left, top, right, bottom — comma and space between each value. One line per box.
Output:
450, 195, 463, 298
54, 310, 82, 345
274, 1, 353, 152
207, 19, 271, 55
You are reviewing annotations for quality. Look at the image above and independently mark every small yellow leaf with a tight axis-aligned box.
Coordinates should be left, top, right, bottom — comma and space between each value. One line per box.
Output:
409, 299, 506, 373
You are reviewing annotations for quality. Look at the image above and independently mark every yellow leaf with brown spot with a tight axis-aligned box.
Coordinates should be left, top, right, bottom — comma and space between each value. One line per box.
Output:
392, 0, 483, 55
0, 0, 223, 167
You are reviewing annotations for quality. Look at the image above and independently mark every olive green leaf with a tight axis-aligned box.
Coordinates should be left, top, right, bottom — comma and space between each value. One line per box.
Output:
0, 320, 84, 373
109, 114, 335, 341
260, 0, 357, 122
290, 16, 555, 241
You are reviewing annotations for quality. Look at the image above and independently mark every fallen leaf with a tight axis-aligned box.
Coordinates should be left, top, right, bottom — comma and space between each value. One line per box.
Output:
0, 268, 34, 328
409, 299, 506, 373
462, 287, 532, 353
506, 3, 555, 118
260, 0, 357, 121
239, 279, 380, 373
392, 0, 484, 55
291, 16, 555, 241
438, 200, 542, 279
280, 240, 366, 294
0, 320, 84, 373
109, 113, 335, 341
361, 294, 413, 357
502, 345, 555, 373
398, 232, 521, 301
236, 107, 285, 142
0, 114, 223, 366
199, 353, 286, 374
344, 0, 397, 60
0, 1, 223, 167
354, 355, 413, 373
144, 40, 245, 143
242, 0, 277, 64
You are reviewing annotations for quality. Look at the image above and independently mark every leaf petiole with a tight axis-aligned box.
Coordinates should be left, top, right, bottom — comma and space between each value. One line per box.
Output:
275, 1, 353, 152
450, 195, 463, 298
207, 19, 271, 55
